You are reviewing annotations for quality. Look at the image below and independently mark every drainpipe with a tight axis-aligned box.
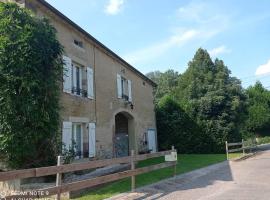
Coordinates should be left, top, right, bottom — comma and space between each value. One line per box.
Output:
93, 46, 97, 124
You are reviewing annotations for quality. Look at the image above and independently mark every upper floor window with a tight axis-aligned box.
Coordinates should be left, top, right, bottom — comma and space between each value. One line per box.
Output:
74, 39, 83, 48
72, 63, 84, 96
121, 77, 128, 100
117, 74, 132, 102
63, 55, 94, 99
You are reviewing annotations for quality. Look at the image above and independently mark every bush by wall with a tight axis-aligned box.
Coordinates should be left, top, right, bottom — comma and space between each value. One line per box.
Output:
0, 3, 63, 169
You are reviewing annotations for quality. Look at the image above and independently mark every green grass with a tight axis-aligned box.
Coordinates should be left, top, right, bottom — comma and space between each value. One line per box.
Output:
75, 154, 228, 200
228, 152, 243, 160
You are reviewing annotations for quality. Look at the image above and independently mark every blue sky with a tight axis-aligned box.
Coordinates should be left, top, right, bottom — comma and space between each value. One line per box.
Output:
45, 0, 270, 88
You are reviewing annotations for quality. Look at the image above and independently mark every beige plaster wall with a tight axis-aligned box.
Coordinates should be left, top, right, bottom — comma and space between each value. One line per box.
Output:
11, 0, 157, 158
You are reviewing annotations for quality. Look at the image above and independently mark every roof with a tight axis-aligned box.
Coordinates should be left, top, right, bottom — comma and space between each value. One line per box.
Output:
35, 0, 157, 87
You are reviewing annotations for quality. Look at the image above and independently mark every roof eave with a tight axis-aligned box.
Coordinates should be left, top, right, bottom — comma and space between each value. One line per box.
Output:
35, 0, 157, 87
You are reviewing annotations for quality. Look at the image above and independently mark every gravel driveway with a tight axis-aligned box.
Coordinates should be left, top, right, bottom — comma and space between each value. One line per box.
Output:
108, 147, 270, 200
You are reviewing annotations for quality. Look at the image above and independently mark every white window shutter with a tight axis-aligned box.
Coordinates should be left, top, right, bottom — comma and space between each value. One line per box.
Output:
128, 80, 132, 102
117, 74, 122, 98
62, 121, 72, 153
87, 67, 94, 99
63, 56, 72, 93
88, 123, 96, 157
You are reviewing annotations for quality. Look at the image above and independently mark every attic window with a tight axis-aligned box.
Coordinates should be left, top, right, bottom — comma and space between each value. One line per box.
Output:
74, 40, 83, 48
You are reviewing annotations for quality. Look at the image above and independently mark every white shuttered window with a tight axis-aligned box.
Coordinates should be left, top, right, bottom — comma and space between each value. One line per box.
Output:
117, 74, 132, 101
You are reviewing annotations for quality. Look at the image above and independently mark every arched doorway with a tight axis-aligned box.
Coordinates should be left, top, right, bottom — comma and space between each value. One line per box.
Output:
114, 112, 135, 157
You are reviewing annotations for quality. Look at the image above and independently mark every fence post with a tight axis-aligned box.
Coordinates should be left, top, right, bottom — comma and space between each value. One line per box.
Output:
172, 146, 177, 177
56, 156, 63, 200
242, 139, 245, 156
131, 150, 135, 192
225, 141, 229, 161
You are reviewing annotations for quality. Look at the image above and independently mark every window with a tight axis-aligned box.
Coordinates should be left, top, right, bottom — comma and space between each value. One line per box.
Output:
72, 63, 82, 95
74, 39, 83, 48
121, 77, 128, 100
117, 74, 132, 102
62, 121, 96, 159
72, 123, 83, 159
71, 63, 87, 97
62, 55, 93, 98
75, 66, 80, 94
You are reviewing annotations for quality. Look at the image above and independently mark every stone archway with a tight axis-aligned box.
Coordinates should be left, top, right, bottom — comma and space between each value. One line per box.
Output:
114, 111, 135, 157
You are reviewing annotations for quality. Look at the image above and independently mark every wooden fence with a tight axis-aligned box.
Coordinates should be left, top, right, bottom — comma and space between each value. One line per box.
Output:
0, 147, 177, 199
225, 139, 257, 160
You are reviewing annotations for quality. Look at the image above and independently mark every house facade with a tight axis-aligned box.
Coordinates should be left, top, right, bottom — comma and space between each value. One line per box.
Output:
1, 0, 157, 159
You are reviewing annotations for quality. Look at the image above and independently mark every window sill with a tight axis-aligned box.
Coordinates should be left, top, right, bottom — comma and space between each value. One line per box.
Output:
63, 91, 94, 100
118, 97, 132, 104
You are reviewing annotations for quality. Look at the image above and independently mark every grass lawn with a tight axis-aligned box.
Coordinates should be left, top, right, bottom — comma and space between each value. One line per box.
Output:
228, 152, 243, 160
75, 154, 239, 200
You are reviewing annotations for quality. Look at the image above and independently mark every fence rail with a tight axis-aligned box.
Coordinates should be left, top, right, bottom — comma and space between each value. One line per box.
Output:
227, 142, 243, 147
0, 150, 173, 182
225, 139, 257, 160
1, 148, 177, 199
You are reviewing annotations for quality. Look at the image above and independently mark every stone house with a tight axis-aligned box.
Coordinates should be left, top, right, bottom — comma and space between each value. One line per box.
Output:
1, 0, 158, 160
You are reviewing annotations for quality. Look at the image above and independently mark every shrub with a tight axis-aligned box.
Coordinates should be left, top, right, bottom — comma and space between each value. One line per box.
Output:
0, 3, 63, 169
156, 95, 208, 153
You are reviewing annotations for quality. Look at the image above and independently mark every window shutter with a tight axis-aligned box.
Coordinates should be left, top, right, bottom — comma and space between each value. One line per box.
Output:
128, 80, 132, 102
63, 56, 72, 93
62, 121, 72, 153
117, 74, 122, 98
88, 123, 96, 157
87, 67, 94, 99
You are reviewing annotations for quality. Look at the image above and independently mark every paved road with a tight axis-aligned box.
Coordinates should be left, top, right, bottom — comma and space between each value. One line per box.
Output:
108, 148, 270, 200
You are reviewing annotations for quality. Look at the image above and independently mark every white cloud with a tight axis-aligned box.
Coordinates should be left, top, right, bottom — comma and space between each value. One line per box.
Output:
124, 1, 230, 66
104, 0, 124, 15
124, 29, 219, 65
176, 1, 229, 26
177, 2, 207, 23
209, 45, 231, 57
124, 30, 197, 64
255, 60, 270, 76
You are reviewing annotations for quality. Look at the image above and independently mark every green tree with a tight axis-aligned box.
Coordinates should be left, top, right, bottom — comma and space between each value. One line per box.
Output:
146, 70, 179, 103
244, 82, 270, 137
0, 3, 63, 169
175, 48, 245, 152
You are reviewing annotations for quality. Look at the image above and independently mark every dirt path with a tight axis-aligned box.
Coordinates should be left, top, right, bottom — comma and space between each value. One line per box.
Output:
107, 149, 270, 200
